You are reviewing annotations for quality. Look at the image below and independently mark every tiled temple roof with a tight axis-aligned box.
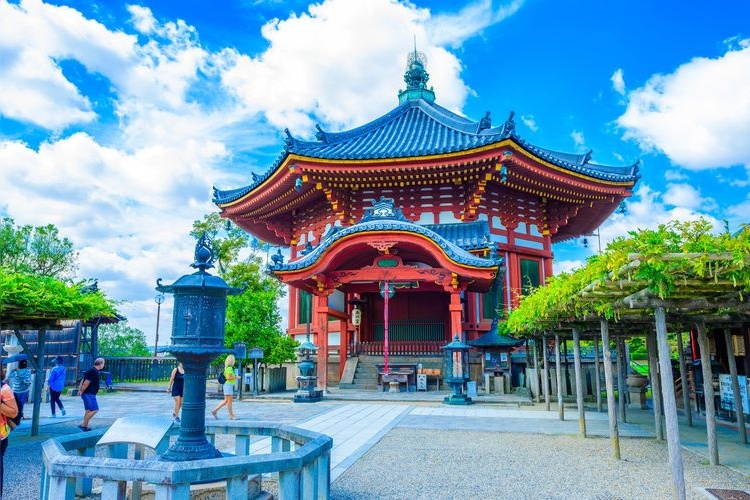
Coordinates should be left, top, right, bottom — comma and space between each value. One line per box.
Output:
423, 221, 490, 252
468, 330, 524, 348
213, 99, 639, 205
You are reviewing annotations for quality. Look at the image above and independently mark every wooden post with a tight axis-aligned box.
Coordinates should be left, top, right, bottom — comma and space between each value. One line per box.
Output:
647, 330, 664, 441
555, 333, 564, 421
616, 335, 627, 423
675, 331, 692, 427
723, 328, 747, 444
594, 336, 602, 412
31, 328, 47, 436
600, 319, 620, 459
533, 338, 541, 403
654, 306, 686, 500
696, 319, 719, 465
743, 328, 750, 378
543, 334, 550, 412
573, 327, 587, 438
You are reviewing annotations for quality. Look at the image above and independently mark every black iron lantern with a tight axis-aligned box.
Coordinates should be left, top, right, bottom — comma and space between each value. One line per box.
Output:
441, 334, 474, 405
156, 234, 243, 461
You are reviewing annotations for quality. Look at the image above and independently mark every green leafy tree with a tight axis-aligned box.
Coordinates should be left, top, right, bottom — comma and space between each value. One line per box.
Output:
191, 214, 296, 366
98, 322, 150, 357
0, 217, 78, 279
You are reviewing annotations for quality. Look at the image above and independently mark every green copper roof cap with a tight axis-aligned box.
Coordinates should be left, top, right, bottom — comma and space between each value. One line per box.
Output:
398, 47, 435, 104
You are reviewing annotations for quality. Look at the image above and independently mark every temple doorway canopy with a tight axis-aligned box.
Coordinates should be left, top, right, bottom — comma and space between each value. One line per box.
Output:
266, 197, 502, 295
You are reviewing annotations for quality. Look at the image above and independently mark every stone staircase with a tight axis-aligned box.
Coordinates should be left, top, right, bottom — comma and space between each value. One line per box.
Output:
339, 355, 442, 391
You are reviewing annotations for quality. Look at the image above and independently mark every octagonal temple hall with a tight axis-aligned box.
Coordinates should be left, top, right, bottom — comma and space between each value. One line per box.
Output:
213, 49, 639, 389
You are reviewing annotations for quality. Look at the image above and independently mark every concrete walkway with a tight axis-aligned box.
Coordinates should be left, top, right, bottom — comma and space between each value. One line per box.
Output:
4, 386, 748, 499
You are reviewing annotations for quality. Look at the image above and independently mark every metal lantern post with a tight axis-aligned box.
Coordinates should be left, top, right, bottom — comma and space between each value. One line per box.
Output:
156, 234, 243, 461
442, 335, 474, 405
294, 291, 322, 402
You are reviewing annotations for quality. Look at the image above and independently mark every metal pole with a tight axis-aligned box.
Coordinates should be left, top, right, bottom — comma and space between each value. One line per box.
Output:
153, 293, 165, 358
253, 358, 259, 397
383, 282, 390, 374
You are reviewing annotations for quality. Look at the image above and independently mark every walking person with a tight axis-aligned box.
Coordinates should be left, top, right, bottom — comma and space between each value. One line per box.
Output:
167, 362, 185, 422
211, 354, 238, 420
78, 358, 105, 431
6, 359, 31, 420
46, 356, 67, 417
1, 368, 19, 498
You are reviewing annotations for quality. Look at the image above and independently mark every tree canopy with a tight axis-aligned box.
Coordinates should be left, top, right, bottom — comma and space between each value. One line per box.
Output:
98, 322, 150, 357
504, 219, 750, 335
0, 219, 115, 324
0, 217, 78, 280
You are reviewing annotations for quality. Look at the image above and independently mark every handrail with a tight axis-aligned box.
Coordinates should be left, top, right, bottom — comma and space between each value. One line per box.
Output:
41, 421, 332, 500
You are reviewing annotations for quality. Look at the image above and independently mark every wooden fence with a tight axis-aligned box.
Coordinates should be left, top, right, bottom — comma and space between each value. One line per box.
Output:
104, 357, 178, 383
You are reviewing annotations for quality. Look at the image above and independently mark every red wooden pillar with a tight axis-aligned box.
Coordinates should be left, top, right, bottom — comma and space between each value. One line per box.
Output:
542, 234, 554, 278
289, 288, 299, 330
315, 293, 330, 392
448, 289, 462, 340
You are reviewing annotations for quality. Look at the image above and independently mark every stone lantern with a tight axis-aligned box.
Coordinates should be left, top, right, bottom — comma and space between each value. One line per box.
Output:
293, 339, 322, 403
156, 234, 243, 461
442, 335, 474, 405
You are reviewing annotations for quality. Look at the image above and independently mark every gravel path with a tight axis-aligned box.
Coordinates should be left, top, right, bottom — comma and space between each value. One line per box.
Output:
331, 429, 750, 500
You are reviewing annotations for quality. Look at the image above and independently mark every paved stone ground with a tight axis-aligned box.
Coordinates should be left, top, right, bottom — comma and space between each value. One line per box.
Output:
3, 389, 748, 499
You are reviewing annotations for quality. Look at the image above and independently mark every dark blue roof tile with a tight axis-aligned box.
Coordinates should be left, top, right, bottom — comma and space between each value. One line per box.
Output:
213, 98, 638, 205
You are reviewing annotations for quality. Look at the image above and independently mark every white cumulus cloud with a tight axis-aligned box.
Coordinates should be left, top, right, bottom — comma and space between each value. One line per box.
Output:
617, 40, 750, 171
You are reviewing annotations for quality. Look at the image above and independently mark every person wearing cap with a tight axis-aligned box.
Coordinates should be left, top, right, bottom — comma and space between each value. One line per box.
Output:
46, 356, 67, 417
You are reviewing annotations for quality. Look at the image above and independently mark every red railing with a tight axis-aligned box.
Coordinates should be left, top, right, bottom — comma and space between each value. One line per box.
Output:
355, 341, 444, 356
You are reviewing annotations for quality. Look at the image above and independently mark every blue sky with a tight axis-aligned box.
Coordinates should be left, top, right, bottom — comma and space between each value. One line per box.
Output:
1, 0, 749, 343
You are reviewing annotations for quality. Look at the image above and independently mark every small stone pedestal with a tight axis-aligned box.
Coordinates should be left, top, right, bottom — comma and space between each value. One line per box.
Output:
294, 375, 323, 402
626, 375, 649, 409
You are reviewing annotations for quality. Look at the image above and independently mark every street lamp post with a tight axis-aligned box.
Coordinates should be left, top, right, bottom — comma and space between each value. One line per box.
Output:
154, 293, 165, 358
583, 230, 602, 254
151, 293, 165, 381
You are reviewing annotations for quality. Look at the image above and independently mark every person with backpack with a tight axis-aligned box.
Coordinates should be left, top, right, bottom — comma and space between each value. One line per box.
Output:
45, 356, 67, 417
210, 355, 238, 420
1, 367, 19, 498
6, 359, 31, 420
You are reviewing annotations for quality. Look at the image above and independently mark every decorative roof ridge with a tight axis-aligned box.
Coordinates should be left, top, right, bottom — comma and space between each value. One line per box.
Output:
310, 99, 507, 149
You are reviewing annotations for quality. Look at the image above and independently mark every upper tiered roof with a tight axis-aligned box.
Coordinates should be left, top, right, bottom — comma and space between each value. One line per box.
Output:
214, 49, 638, 207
